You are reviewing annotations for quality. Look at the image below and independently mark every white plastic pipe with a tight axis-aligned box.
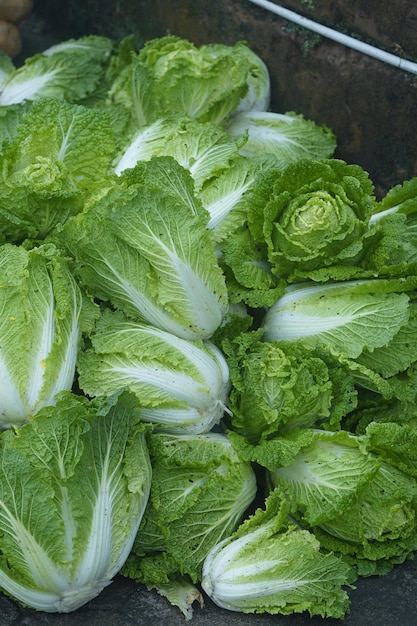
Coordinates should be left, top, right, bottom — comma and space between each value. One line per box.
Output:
247, 0, 417, 75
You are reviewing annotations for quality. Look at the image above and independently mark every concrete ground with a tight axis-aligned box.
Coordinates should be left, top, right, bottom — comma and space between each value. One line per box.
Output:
0, 558, 416, 626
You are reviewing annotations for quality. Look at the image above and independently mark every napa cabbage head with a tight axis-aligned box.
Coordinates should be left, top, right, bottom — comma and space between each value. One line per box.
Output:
108, 35, 270, 127
262, 277, 417, 360
0, 242, 88, 428
122, 431, 257, 586
268, 429, 417, 574
201, 487, 353, 619
77, 308, 230, 434
251, 158, 376, 281
0, 391, 152, 613
58, 178, 228, 340
0, 98, 116, 243
223, 330, 356, 443
0, 35, 113, 105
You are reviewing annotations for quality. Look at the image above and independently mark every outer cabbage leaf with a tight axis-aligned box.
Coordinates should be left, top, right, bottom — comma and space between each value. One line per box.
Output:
355, 301, 417, 376
0, 243, 84, 428
0, 102, 31, 149
0, 51, 14, 90
227, 428, 316, 473
114, 116, 243, 191
107, 56, 157, 128
262, 278, 414, 359
226, 111, 336, 164
112, 116, 186, 175
58, 182, 228, 339
0, 99, 116, 243
197, 153, 279, 242
77, 308, 230, 434
152, 577, 204, 621
0, 36, 114, 105
269, 429, 382, 525
363, 420, 417, 479
122, 432, 257, 584
215, 162, 286, 308
337, 355, 417, 432
220, 227, 284, 308
223, 332, 356, 443
269, 429, 417, 574
118, 155, 205, 220
365, 176, 417, 275
0, 391, 152, 612
201, 488, 353, 618
254, 159, 376, 280
108, 35, 270, 127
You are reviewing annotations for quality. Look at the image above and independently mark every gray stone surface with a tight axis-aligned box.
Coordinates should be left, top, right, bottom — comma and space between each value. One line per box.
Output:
0, 557, 416, 625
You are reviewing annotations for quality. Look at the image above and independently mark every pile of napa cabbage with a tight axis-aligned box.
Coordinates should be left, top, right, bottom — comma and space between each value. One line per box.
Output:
0, 32, 417, 621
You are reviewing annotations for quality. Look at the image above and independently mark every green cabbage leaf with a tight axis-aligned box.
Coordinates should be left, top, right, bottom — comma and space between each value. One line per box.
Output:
0, 36, 113, 105
58, 179, 228, 339
108, 35, 270, 127
201, 488, 353, 618
262, 277, 417, 359
0, 391, 152, 612
0, 243, 85, 428
122, 431, 257, 585
77, 308, 230, 434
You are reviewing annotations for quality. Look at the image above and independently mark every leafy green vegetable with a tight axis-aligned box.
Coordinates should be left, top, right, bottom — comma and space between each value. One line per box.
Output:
268, 429, 417, 575
226, 111, 336, 164
355, 300, 417, 376
1, 29, 417, 621
0, 36, 114, 105
0, 98, 116, 243
58, 179, 228, 340
223, 331, 356, 443
197, 153, 279, 242
118, 155, 205, 220
0, 101, 31, 148
0, 51, 14, 89
201, 488, 353, 618
0, 391, 152, 612
122, 431, 257, 584
77, 308, 230, 434
0, 243, 86, 428
113, 115, 243, 191
248, 158, 376, 281
262, 278, 417, 359
108, 35, 270, 127
366, 176, 417, 275
112, 116, 186, 175
152, 576, 204, 621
